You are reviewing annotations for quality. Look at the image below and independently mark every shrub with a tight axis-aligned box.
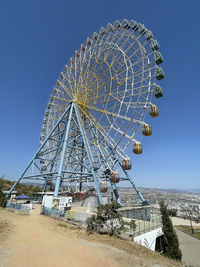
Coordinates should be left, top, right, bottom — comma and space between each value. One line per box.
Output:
86, 202, 136, 237
86, 214, 98, 234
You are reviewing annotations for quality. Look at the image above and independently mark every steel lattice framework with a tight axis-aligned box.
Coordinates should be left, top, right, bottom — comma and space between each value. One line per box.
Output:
9, 19, 164, 205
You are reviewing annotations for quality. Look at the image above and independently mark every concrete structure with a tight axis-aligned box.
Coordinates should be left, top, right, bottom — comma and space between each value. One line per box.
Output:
72, 195, 109, 209
118, 206, 151, 220
134, 227, 163, 251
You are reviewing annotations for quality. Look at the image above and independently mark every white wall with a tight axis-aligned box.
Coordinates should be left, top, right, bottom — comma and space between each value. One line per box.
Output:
134, 227, 163, 251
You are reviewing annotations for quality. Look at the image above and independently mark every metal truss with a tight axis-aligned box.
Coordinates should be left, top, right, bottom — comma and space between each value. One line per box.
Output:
8, 102, 148, 205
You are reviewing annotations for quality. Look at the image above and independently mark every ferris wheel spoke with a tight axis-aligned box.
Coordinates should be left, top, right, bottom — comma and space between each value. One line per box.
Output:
51, 95, 71, 103
85, 104, 144, 125
91, 84, 150, 102
87, 123, 116, 170
116, 37, 152, 70
85, 31, 134, 89
98, 32, 149, 76
80, 31, 119, 83
77, 105, 126, 157
115, 51, 154, 78
103, 41, 152, 82
86, 52, 125, 91
78, 40, 113, 86
87, 30, 127, 73
86, 47, 148, 95
116, 61, 155, 81
104, 29, 144, 66
111, 125, 138, 142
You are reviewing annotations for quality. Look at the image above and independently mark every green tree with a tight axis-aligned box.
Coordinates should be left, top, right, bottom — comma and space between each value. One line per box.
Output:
167, 209, 177, 217
160, 201, 182, 261
0, 187, 7, 207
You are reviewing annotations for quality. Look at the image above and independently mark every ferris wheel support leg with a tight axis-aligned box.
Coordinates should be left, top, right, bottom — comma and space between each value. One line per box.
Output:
42, 178, 48, 192
54, 104, 74, 197
123, 170, 148, 205
8, 106, 71, 197
74, 104, 103, 205
7, 160, 34, 197
7, 178, 21, 197
129, 176, 148, 205
111, 184, 124, 206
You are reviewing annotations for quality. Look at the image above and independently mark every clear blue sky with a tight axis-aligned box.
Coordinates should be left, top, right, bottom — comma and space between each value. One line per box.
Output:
0, 0, 199, 190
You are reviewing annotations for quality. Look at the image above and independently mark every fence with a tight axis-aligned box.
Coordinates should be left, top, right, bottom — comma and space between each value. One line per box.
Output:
40, 205, 162, 237
134, 216, 162, 236
42, 206, 92, 224
6, 202, 30, 215
42, 206, 66, 217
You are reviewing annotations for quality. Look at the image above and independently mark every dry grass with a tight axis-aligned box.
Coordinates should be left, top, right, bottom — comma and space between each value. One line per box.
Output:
57, 222, 68, 228
54, 218, 181, 267
84, 236, 181, 266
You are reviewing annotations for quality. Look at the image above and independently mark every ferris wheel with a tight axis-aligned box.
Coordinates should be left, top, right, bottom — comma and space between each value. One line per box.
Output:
9, 19, 164, 205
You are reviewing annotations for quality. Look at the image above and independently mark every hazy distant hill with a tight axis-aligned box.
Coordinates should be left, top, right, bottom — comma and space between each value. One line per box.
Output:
139, 187, 191, 194
2, 177, 200, 195
22, 181, 43, 188
140, 187, 200, 194
186, 189, 200, 193
118, 186, 200, 194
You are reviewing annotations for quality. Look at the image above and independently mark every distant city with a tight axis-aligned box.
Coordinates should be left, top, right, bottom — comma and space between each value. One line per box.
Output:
20, 180, 200, 223
118, 187, 200, 222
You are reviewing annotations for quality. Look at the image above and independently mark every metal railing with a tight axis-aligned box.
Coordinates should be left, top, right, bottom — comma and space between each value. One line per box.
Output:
134, 216, 162, 236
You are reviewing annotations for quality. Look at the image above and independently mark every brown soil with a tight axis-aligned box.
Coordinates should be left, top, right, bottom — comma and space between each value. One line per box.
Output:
0, 206, 181, 267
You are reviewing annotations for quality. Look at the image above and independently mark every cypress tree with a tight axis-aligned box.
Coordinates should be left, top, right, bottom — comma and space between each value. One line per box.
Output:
160, 200, 182, 261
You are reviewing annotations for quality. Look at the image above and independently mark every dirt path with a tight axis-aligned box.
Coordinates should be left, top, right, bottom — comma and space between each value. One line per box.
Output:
0, 207, 181, 267
0, 207, 131, 267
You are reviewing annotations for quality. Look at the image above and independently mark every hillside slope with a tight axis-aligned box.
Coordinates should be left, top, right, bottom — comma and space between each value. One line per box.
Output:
0, 178, 41, 197
0, 207, 181, 267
